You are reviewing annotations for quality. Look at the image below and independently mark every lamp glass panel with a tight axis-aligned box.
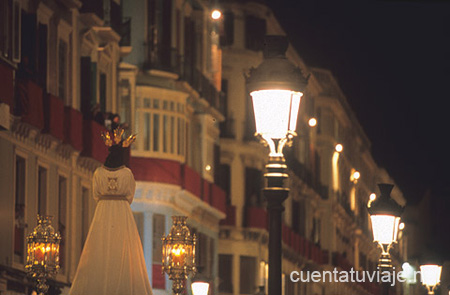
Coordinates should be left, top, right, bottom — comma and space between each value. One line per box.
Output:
420, 265, 442, 287
288, 92, 302, 131
250, 90, 302, 139
192, 282, 210, 295
370, 214, 400, 245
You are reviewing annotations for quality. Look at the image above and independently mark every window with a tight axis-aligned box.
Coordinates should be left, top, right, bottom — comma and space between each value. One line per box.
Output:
0, 0, 20, 63
133, 212, 144, 248
291, 199, 306, 237
37, 166, 47, 215
14, 155, 26, 263
197, 233, 214, 276
147, 0, 173, 69
58, 176, 67, 269
136, 96, 186, 159
240, 256, 257, 294
152, 213, 166, 289
37, 23, 48, 88
58, 40, 67, 100
219, 12, 234, 47
219, 254, 233, 293
245, 167, 262, 208
81, 187, 90, 247
118, 79, 132, 128
216, 164, 230, 202
80, 57, 97, 117
152, 214, 165, 263
245, 15, 266, 51
99, 72, 107, 113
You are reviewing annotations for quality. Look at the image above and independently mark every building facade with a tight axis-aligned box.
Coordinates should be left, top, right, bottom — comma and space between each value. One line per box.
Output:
0, 0, 409, 295
0, 0, 226, 294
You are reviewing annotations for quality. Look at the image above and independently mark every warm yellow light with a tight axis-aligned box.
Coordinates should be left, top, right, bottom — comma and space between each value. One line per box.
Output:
335, 144, 343, 153
308, 118, 317, 127
205, 165, 211, 171
350, 186, 356, 211
367, 193, 376, 208
353, 171, 360, 180
332, 152, 340, 191
171, 244, 186, 264
420, 264, 442, 288
211, 9, 222, 20
399, 222, 405, 230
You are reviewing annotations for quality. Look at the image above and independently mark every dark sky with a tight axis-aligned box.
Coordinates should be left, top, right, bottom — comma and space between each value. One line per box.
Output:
268, 0, 450, 204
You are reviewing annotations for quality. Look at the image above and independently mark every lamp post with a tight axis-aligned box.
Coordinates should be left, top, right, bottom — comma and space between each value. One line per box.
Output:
420, 264, 442, 294
25, 215, 61, 295
162, 216, 196, 295
367, 183, 403, 295
246, 35, 307, 295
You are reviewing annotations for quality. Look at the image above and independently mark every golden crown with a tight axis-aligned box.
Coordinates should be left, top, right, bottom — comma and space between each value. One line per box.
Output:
101, 127, 136, 147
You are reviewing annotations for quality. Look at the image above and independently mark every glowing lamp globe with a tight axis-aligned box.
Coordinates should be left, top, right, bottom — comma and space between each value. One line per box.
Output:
420, 264, 442, 294
247, 35, 307, 156
211, 9, 221, 20
191, 281, 210, 295
367, 184, 403, 248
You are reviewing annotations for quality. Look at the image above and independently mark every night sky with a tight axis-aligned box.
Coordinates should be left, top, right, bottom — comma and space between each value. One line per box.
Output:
268, 0, 450, 204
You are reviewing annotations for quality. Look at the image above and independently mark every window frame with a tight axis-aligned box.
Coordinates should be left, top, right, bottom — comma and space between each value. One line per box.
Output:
134, 86, 188, 162
12, 149, 28, 266
36, 161, 50, 217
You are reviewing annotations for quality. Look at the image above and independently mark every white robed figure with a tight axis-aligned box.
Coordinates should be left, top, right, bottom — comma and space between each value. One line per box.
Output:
69, 129, 152, 295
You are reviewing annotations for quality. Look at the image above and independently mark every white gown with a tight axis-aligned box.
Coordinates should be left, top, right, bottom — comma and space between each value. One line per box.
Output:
69, 166, 152, 295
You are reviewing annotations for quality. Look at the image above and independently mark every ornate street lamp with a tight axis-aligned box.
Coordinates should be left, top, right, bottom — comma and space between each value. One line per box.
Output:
25, 215, 61, 295
162, 216, 196, 295
420, 264, 442, 295
246, 35, 307, 295
367, 183, 403, 295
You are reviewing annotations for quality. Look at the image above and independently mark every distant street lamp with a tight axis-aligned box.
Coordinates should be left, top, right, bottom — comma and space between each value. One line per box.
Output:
420, 264, 442, 295
26, 215, 61, 295
247, 35, 307, 295
191, 280, 210, 295
162, 216, 196, 295
367, 183, 403, 295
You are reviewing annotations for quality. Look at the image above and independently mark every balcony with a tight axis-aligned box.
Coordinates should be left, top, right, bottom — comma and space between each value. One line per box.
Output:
145, 52, 223, 113
43, 94, 64, 141
220, 205, 236, 226
182, 164, 202, 197
64, 107, 84, 151
130, 158, 227, 213
17, 79, 44, 130
81, 120, 109, 163
245, 206, 268, 229
211, 184, 227, 214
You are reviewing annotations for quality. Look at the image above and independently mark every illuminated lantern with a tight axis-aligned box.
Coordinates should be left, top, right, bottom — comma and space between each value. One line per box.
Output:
420, 264, 442, 295
367, 184, 403, 270
26, 215, 61, 295
191, 281, 210, 295
162, 216, 196, 295
247, 35, 307, 159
